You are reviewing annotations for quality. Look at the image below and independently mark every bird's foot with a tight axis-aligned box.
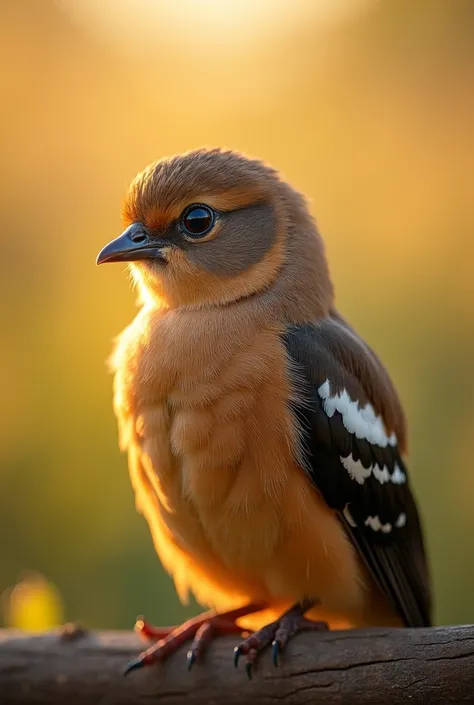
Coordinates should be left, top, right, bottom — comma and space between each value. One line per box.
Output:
233, 599, 328, 679
124, 601, 268, 676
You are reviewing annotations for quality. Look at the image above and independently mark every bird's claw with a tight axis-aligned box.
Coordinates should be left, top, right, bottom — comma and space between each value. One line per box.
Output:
123, 604, 268, 677
233, 645, 242, 668
186, 649, 196, 671
123, 654, 148, 677
272, 639, 280, 667
234, 644, 254, 679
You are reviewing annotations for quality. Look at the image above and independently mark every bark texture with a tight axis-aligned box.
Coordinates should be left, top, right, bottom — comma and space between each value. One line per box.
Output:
1, 625, 474, 704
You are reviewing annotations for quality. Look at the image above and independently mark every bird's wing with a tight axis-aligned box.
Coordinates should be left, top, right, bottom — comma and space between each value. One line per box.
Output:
283, 315, 432, 627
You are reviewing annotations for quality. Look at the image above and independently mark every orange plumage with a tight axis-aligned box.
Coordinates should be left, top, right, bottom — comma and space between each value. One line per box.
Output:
98, 148, 430, 673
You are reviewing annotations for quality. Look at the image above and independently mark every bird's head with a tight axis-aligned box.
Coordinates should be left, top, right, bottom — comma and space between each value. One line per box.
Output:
97, 148, 332, 312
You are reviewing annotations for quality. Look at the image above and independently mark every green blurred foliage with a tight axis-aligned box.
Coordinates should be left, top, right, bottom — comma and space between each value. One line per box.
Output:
0, 0, 473, 629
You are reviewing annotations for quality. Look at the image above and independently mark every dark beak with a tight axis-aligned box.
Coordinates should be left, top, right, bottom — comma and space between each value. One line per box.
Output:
96, 223, 168, 265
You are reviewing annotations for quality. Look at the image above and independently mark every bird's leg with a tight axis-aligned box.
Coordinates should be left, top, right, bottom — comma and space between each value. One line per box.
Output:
124, 601, 268, 675
234, 599, 328, 679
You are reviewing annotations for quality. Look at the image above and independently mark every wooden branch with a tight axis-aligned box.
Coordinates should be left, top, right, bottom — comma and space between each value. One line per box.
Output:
1, 625, 473, 704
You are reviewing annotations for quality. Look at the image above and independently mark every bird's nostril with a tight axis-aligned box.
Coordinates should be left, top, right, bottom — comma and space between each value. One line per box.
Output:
131, 232, 147, 244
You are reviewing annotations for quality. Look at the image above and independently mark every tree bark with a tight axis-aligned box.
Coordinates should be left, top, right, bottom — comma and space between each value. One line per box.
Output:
1, 625, 474, 704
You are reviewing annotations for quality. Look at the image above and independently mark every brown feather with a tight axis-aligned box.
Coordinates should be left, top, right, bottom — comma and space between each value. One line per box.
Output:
108, 147, 407, 629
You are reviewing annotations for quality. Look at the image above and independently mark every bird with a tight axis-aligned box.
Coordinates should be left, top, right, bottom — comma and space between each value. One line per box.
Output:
97, 148, 431, 678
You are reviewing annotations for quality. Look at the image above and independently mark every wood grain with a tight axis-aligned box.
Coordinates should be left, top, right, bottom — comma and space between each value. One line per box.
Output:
1, 625, 474, 704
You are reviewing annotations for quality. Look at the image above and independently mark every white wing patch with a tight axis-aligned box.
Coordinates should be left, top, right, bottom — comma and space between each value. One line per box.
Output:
318, 379, 408, 534
395, 512, 407, 528
339, 453, 406, 486
340, 455, 372, 484
365, 515, 393, 533
343, 504, 357, 527
342, 509, 407, 531
372, 464, 391, 484
318, 379, 398, 448
391, 464, 406, 485
363, 512, 407, 533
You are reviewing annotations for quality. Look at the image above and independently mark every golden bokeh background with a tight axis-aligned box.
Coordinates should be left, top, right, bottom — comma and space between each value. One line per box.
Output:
1, 0, 473, 630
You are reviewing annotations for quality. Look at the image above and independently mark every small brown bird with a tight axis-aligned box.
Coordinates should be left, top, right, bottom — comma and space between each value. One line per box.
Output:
97, 149, 431, 677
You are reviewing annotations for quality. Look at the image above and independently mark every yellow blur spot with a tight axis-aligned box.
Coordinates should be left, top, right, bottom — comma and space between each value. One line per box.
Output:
4, 573, 64, 632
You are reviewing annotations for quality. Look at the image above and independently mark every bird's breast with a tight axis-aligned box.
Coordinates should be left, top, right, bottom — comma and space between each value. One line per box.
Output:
116, 308, 294, 549
114, 307, 364, 612
129, 309, 296, 565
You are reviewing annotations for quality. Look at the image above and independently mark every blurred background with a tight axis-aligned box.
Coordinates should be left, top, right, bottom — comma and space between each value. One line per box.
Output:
1, 0, 473, 631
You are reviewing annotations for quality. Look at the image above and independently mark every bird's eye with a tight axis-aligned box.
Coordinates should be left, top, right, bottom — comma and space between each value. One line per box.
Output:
181, 205, 215, 238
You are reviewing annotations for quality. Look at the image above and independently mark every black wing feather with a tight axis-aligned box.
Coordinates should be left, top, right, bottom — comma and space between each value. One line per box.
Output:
284, 319, 431, 627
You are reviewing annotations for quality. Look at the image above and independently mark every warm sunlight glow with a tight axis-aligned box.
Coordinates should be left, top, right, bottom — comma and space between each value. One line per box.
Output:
4, 0, 474, 633
61, 0, 373, 55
